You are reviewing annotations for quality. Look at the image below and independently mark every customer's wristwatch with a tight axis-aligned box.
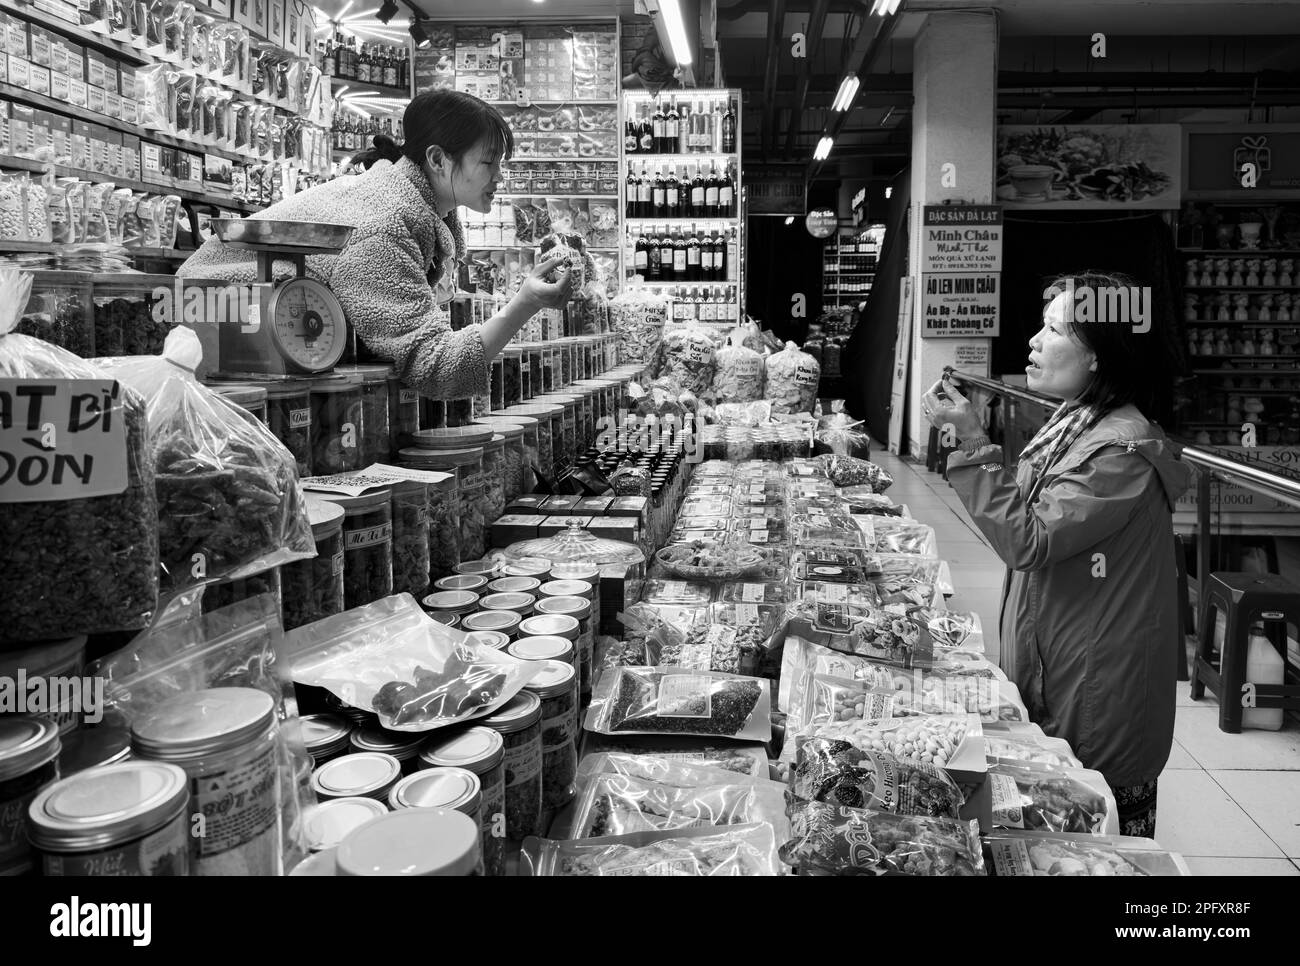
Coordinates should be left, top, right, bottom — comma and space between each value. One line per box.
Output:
959, 434, 993, 456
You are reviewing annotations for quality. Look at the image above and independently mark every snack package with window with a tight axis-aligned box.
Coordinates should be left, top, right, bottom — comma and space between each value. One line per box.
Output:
95, 327, 314, 596
0, 267, 160, 643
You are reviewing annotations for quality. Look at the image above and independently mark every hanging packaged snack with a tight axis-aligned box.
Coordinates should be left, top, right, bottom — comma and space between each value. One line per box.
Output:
96, 328, 314, 596
789, 736, 965, 819
0, 269, 160, 643
520, 823, 782, 877
763, 341, 820, 415
288, 594, 544, 733
585, 667, 771, 742
781, 800, 985, 876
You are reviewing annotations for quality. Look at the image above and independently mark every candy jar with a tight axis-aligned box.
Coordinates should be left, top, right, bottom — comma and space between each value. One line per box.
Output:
1185, 294, 1200, 321
1280, 260, 1295, 287
1234, 294, 1251, 321
1241, 332, 1256, 355
1278, 295, 1293, 322
1230, 261, 1245, 286
1215, 258, 1230, 286
1245, 259, 1260, 287
1217, 295, 1231, 321
1200, 262, 1214, 286
1244, 397, 1265, 424
1260, 329, 1277, 356
1200, 330, 1217, 355
1226, 395, 1243, 424
1259, 295, 1273, 321
1231, 332, 1246, 354
1185, 259, 1200, 287
1263, 259, 1278, 287
1216, 330, 1232, 355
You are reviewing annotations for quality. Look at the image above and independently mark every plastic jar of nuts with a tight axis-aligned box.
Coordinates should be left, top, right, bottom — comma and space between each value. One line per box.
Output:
419, 726, 506, 876
480, 691, 542, 840
281, 495, 345, 632
522, 660, 579, 811
481, 433, 508, 522
310, 372, 365, 474
319, 489, 394, 610
534, 596, 594, 700
389, 478, 431, 599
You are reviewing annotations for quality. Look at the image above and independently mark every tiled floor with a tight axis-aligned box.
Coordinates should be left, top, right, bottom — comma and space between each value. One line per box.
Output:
871, 445, 1300, 875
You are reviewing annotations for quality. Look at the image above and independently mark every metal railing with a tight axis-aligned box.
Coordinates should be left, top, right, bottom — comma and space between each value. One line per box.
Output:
945, 368, 1300, 594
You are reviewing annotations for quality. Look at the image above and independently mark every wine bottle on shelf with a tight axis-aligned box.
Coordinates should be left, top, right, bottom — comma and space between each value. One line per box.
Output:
383, 47, 398, 87
665, 98, 680, 154
634, 231, 650, 277
626, 164, 639, 218
687, 223, 701, 281
321, 38, 334, 77
677, 101, 691, 154
666, 166, 681, 217
705, 162, 720, 217
689, 164, 705, 219
624, 118, 639, 155
722, 98, 737, 153
638, 107, 654, 153
652, 100, 666, 153
719, 162, 735, 218
711, 100, 725, 152
647, 228, 663, 281
726, 228, 738, 281
356, 44, 371, 84
652, 167, 666, 218
660, 226, 676, 282
672, 226, 687, 279
637, 162, 652, 217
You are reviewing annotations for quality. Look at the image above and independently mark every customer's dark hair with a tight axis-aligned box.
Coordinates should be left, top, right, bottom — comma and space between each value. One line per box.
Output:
368, 89, 513, 169
1042, 270, 1158, 417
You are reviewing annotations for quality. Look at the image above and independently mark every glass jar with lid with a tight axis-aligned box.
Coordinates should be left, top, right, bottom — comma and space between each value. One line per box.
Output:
507, 634, 574, 666
388, 767, 482, 839
390, 378, 420, 454
533, 394, 580, 470
282, 494, 346, 631
502, 347, 524, 407
521, 660, 578, 811
337, 807, 480, 876
548, 563, 602, 645
480, 433, 508, 522
502, 519, 646, 623
434, 574, 488, 594
446, 396, 475, 428
485, 411, 540, 491
318, 488, 394, 609
263, 377, 314, 476
479, 592, 536, 617
310, 371, 365, 474
393, 460, 463, 581
402, 445, 487, 561
555, 339, 572, 387
0, 716, 62, 875
490, 357, 505, 412
303, 797, 388, 853
421, 590, 482, 621
500, 403, 562, 480
333, 365, 392, 467
130, 687, 282, 876
536, 344, 557, 394
419, 395, 447, 430
350, 723, 425, 775
311, 751, 403, 803
418, 726, 505, 876
389, 478, 431, 599
480, 691, 542, 840
474, 419, 526, 503
460, 609, 522, 641
500, 557, 552, 580
300, 713, 353, 768
210, 382, 269, 425
27, 760, 191, 876
535, 595, 594, 700
487, 575, 541, 596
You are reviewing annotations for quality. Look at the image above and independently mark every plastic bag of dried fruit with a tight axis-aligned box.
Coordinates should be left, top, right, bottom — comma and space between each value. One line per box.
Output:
95, 326, 314, 596
287, 593, 543, 731
0, 266, 160, 643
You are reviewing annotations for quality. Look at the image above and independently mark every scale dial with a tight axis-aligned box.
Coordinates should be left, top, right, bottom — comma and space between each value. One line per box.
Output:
267, 277, 348, 372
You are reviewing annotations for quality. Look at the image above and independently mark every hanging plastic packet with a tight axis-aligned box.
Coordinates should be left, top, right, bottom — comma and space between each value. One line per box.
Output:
83, 182, 114, 244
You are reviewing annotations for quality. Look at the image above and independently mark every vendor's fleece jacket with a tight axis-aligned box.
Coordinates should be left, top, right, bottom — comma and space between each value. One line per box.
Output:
178, 157, 483, 399
946, 405, 1192, 789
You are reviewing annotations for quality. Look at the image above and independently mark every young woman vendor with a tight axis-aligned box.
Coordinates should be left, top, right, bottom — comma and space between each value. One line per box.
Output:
179, 89, 573, 398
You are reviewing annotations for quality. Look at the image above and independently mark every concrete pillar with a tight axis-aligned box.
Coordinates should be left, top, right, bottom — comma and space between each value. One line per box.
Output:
903, 9, 998, 458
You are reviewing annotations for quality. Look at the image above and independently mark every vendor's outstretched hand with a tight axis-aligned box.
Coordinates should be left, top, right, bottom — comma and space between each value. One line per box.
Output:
921, 376, 984, 442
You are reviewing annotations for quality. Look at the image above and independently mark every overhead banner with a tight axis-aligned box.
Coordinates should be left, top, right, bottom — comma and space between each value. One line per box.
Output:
920, 273, 1000, 338
996, 124, 1182, 209
747, 164, 805, 215
921, 206, 1003, 273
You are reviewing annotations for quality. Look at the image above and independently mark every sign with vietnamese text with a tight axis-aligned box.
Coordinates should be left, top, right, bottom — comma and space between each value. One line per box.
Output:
920, 273, 1000, 337
921, 206, 1003, 273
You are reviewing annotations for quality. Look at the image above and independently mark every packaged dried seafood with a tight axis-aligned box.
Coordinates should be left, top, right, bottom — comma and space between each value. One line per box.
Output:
790, 736, 965, 818
585, 667, 771, 742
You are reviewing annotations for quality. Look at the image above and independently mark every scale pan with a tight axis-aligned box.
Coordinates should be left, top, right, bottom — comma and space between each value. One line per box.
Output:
213, 219, 356, 253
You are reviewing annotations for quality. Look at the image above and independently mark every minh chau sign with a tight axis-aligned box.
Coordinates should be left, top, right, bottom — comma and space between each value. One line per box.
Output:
921, 205, 1003, 274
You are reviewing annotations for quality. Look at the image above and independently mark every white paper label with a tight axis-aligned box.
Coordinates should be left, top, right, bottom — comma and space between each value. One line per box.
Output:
735, 603, 759, 624
656, 673, 713, 718
989, 772, 1025, 828
822, 583, 849, 604
740, 582, 765, 602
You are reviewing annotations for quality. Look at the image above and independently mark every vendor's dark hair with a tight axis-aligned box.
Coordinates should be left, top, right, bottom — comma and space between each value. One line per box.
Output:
1042, 270, 1162, 418
369, 89, 513, 168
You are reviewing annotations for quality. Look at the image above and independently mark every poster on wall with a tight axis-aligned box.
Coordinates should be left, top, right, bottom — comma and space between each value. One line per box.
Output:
921, 205, 1002, 273
920, 273, 1000, 337
996, 124, 1182, 209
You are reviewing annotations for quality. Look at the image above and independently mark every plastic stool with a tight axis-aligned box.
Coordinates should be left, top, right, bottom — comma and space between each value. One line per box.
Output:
1190, 572, 1300, 733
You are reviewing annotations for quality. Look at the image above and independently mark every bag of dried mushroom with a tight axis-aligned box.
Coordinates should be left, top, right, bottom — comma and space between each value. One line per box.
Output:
96, 327, 314, 596
0, 267, 160, 643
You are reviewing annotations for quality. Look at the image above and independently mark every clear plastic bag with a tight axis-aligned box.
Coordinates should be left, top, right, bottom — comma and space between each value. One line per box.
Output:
983, 830, 1189, 876
576, 752, 771, 791
585, 666, 771, 741
819, 453, 894, 491
521, 822, 782, 876
563, 771, 787, 839
985, 761, 1117, 835
790, 736, 965, 818
712, 331, 764, 403
839, 488, 904, 516
781, 800, 984, 876
983, 731, 1083, 769
657, 322, 717, 396
0, 268, 160, 643
790, 713, 981, 771
90, 592, 314, 874
763, 341, 820, 415
95, 327, 313, 595
287, 593, 544, 732
869, 519, 938, 557
814, 406, 870, 457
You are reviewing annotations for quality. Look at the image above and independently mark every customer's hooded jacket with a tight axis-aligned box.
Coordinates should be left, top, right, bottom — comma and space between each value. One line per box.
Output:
946, 405, 1192, 787
178, 157, 484, 399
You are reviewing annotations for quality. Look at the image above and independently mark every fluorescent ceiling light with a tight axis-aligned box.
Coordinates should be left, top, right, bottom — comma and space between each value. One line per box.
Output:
832, 75, 860, 112
885, 186, 893, 198
784, 217, 795, 226
659, 0, 694, 67
870, 0, 903, 15
814, 136, 833, 161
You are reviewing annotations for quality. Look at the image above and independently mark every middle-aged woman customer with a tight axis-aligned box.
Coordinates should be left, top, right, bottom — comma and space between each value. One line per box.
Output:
179, 89, 572, 400
922, 271, 1191, 837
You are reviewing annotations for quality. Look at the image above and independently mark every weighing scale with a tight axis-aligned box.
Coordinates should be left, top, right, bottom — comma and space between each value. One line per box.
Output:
213, 218, 356, 375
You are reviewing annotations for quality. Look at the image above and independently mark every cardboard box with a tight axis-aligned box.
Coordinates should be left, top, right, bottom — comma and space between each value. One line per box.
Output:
587, 517, 639, 546
105, 90, 122, 120
141, 140, 164, 183
27, 25, 51, 67
8, 55, 30, 90
61, 41, 84, 80
85, 51, 107, 90
28, 109, 51, 157
539, 514, 591, 537
87, 84, 106, 116
105, 129, 122, 177
28, 63, 49, 96
68, 76, 87, 107
0, 50, 7, 84
49, 111, 71, 165
0, 100, 10, 156
121, 133, 140, 180
491, 514, 542, 548
575, 496, 614, 516
91, 124, 112, 174
505, 495, 550, 515
4, 15, 26, 59
50, 70, 70, 103
540, 495, 583, 516
121, 96, 136, 125
70, 118, 91, 168
203, 153, 233, 192
8, 103, 34, 157
49, 37, 70, 76
118, 65, 135, 99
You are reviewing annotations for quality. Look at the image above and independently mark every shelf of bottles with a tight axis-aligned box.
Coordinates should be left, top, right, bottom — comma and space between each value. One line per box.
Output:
621, 88, 743, 325
823, 227, 883, 304
322, 34, 413, 158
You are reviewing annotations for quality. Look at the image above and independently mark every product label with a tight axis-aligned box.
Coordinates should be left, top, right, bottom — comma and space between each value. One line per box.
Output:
656, 673, 713, 718
399, 389, 418, 405
45, 809, 188, 876
541, 701, 574, 754
821, 583, 850, 604
192, 744, 279, 872
68, 77, 87, 106
600, 857, 696, 876
288, 407, 310, 429
345, 522, 393, 550
990, 838, 1034, 876
740, 582, 765, 602
503, 734, 542, 786
814, 602, 852, 633
331, 551, 344, 576
0, 379, 129, 503
989, 772, 1025, 828
682, 343, 710, 364
794, 363, 820, 388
